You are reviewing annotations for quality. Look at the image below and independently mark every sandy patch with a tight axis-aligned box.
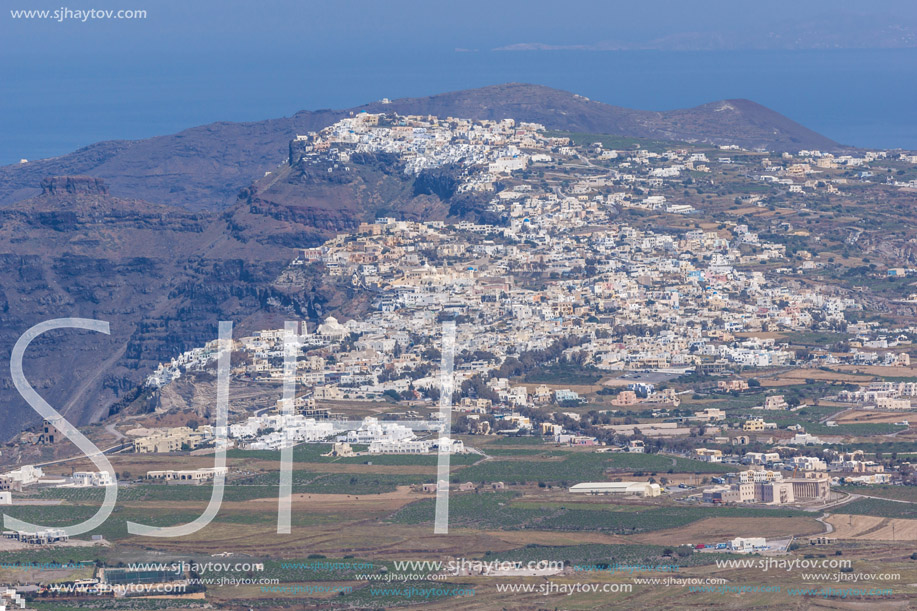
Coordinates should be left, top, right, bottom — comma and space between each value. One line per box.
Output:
828, 514, 917, 541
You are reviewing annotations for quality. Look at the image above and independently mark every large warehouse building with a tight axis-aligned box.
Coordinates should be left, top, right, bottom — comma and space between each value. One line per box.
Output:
568, 482, 662, 497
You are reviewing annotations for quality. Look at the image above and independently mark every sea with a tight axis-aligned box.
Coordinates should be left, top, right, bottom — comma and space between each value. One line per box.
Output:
2, 47, 916, 165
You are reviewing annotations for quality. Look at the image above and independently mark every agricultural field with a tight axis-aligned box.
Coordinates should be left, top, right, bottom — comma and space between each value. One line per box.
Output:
834, 497, 917, 520
827, 513, 917, 541
545, 131, 686, 154
455, 450, 731, 485
389, 491, 808, 534
484, 436, 548, 446
840, 485, 917, 502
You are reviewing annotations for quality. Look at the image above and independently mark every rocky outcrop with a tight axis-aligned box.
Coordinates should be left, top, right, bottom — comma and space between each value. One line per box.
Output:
40, 175, 109, 196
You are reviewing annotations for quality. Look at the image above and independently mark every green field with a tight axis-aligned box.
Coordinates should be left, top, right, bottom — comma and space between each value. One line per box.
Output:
545, 130, 684, 154
533, 505, 804, 533
479, 542, 725, 568
606, 453, 734, 474
225, 443, 335, 461
455, 451, 730, 484
389, 492, 806, 533
36, 483, 296, 503
839, 485, 917, 502
522, 361, 604, 384
0, 505, 211, 541
835, 497, 917, 519
235, 471, 420, 494
809, 422, 906, 435
780, 331, 849, 347
334, 453, 480, 466
487, 436, 547, 446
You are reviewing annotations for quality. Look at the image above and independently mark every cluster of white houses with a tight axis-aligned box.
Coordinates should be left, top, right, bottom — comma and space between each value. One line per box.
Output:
145, 115, 917, 435
335, 417, 466, 454
224, 415, 466, 454
229, 414, 335, 451
2, 528, 69, 545
108, 111, 917, 518
0, 465, 43, 491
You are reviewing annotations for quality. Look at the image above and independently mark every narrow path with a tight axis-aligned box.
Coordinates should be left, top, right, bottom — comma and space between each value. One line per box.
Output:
32, 442, 130, 468
105, 422, 125, 441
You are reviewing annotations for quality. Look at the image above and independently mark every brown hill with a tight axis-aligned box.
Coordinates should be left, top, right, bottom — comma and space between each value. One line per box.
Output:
0, 84, 843, 212
362, 84, 840, 154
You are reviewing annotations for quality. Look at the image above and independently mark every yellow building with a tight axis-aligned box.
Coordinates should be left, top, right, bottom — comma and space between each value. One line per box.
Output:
743, 418, 766, 432
133, 427, 210, 454
612, 390, 638, 406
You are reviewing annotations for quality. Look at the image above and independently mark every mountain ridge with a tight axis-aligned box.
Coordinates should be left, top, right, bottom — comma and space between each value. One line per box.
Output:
0, 83, 844, 212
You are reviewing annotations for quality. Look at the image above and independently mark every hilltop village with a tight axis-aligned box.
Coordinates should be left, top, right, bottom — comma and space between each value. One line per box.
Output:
5, 113, 917, 537
114, 113, 917, 504
6, 111, 917, 607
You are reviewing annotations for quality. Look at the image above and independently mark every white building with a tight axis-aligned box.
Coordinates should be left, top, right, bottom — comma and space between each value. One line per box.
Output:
368, 439, 431, 454
568, 482, 661, 497
337, 417, 416, 445
146, 467, 228, 484
72, 472, 115, 487
788, 433, 823, 445
792, 456, 827, 471
432, 437, 466, 454
730, 537, 767, 552
0, 465, 43, 490
231, 414, 334, 450
366, 433, 466, 455
316, 316, 349, 341
742, 452, 780, 465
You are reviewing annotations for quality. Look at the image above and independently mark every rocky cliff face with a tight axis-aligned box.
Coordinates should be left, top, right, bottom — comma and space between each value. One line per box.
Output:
0, 177, 364, 440
40, 175, 109, 196
244, 147, 453, 238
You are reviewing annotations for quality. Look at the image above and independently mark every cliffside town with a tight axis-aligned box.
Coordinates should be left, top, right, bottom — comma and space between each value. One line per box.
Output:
120, 112, 917, 498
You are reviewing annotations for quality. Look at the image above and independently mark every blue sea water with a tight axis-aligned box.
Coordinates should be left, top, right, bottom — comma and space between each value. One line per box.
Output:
2, 48, 916, 165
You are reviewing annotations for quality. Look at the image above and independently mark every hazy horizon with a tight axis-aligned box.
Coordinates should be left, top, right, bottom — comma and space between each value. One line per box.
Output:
3, 0, 917, 163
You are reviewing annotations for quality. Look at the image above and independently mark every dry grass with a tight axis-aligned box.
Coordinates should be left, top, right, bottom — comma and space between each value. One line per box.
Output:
834, 410, 913, 424
828, 514, 917, 541
835, 365, 917, 377
628, 517, 822, 545
764, 369, 873, 384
